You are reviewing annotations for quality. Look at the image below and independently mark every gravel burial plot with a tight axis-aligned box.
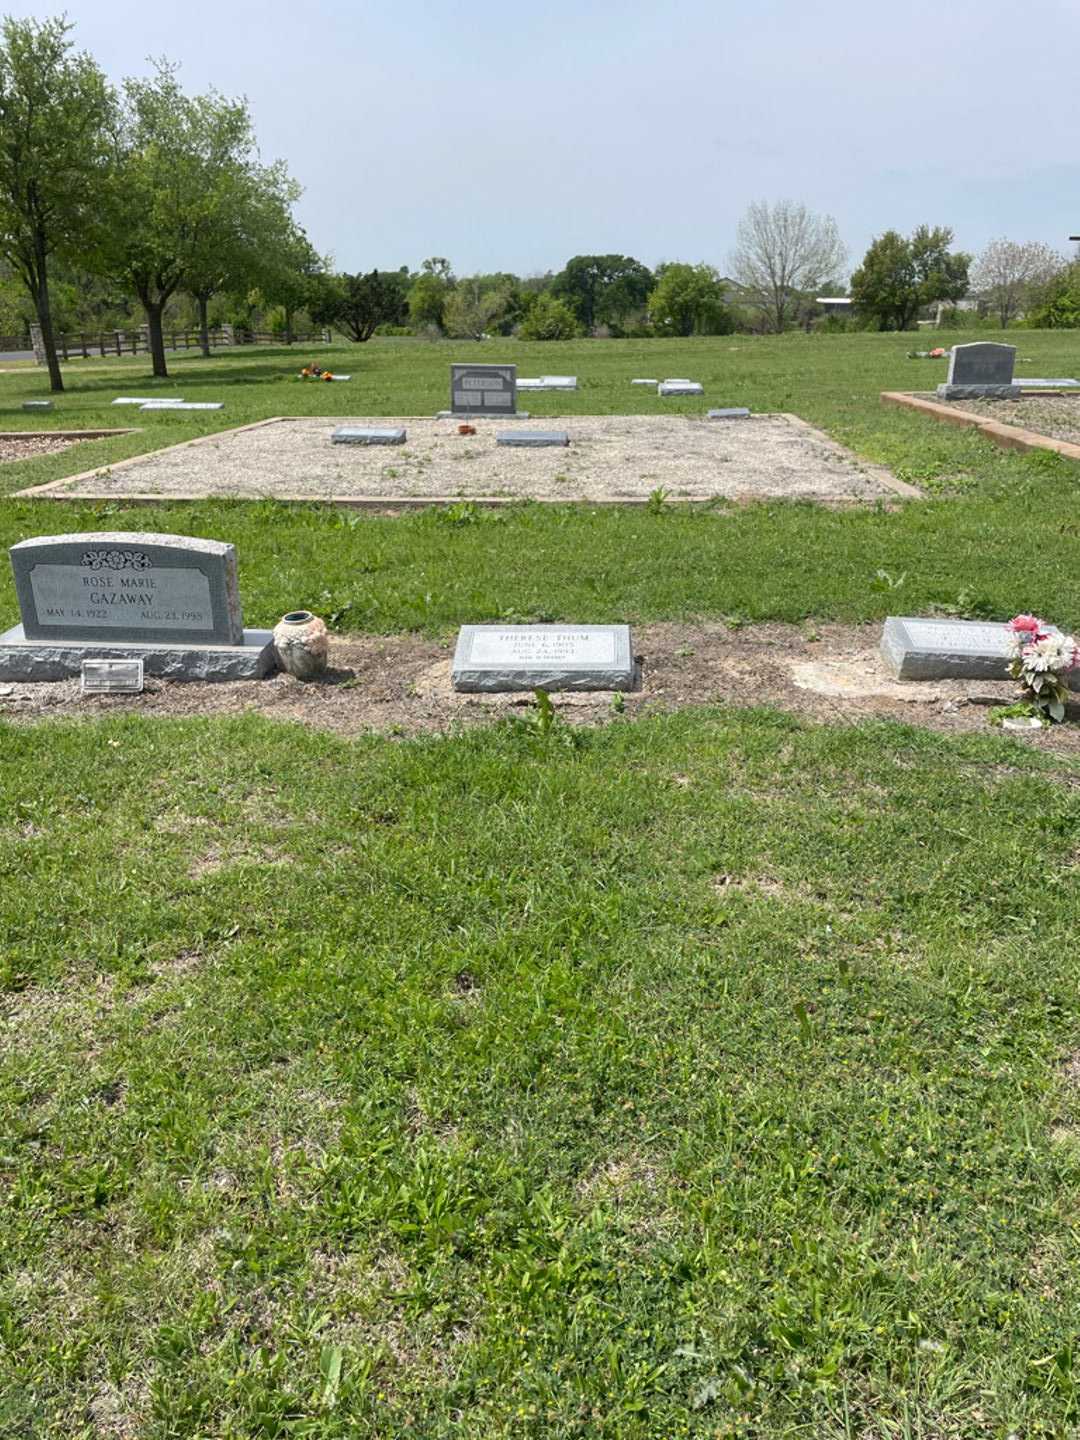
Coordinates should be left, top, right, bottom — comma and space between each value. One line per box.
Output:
932, 393, 1080, 446
28, 414, 910, 504
0, 435, 84, 462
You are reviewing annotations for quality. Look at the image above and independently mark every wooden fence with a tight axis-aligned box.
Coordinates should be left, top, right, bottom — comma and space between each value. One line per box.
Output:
49, 327, 330, 360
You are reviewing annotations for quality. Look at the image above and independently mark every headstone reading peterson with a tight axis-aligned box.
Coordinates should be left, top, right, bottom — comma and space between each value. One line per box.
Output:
881, 615, 1079, 687
450, 363, 517, 416
452, 624, 635, 693
0, 532, 275, 681
937, 343, 1020, 400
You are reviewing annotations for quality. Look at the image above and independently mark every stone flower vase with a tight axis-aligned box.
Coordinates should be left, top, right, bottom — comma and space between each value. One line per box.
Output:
273, 610, 329, 680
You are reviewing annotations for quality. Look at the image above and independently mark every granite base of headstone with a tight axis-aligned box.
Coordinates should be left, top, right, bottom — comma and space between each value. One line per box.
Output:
1, 531, 275, 682
881, 615, 1080, 688
495, 431, 569, 447
452, 624, 635, 692
708, 407, 750, 420
331, 426, 406, 445
436, 410, 530, 420
937, 341, 1020, 400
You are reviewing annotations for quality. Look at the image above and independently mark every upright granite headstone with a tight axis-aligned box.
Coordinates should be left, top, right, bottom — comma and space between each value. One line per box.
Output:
453, 624, 635, 693
1, 532, 275, 681
937, 343, 1020, 400
450, 363, 517, 416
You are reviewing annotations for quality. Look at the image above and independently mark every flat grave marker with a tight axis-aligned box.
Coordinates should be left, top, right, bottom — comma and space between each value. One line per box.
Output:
453, 623, 635, 693
881, 615, 1078, 687
22, 401, 53, 412
140, 401, 223, 411
518, 375, 578, 391
331, 426, 407, 446
1, 531, 274, 681
113, 396, 182, 406
81, 658, 143, 694
495, 430, 569, 447
450, 362, 517, 416
659, 381, 703, 397
937, 342, 1020, 400
708, 407, 751, 420
630, 378, 658, 385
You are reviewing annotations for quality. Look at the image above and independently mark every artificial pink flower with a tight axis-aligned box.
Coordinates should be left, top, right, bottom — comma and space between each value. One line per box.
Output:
1008, 614, 1046, 635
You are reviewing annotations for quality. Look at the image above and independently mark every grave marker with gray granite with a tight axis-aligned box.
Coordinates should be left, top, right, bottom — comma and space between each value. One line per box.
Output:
1015, 377, 1080, 389
937, 342, 1020, 400
495, 430, 569, 447
659, 381, 703, 396
113, 396, 182, 405
140, 401, 224, 411
708, 407, 751, 420
331, 426, 406, 445
450, 362, 517, 415
0, 532, 274, 681
631, 378, 658, 385
881, 615, 1079, 687
22, 400, 53, 412
452, 624, 635, 692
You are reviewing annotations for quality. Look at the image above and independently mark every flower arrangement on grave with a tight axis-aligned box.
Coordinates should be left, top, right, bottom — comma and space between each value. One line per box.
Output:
1006, 614, 1078, 722
299, 362, 335, 381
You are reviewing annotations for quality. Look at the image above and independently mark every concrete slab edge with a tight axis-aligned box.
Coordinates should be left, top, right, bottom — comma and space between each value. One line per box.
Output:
880, 391, 1080, 463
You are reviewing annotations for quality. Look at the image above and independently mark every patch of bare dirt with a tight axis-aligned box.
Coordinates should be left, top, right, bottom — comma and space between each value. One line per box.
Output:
4, 621, 1080, 756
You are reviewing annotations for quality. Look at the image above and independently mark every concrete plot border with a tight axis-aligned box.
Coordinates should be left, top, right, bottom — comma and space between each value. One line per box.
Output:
3, 427, 136, 443
12, 413, 922, 507
881, 391, 1080, 462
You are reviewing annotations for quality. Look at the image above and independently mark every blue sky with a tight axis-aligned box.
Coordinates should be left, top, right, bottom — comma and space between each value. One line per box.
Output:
37, 0, 1080, 276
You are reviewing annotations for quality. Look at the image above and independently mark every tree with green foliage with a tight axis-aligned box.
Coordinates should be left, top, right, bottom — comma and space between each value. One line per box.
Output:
408, 256, 455, 331
517, 291, 578, 340
185, 157, 302, 356
0, 16, 113, 391
93, 63, 277, 377
850, 225, 970, 330
442, 278, 513, 340
257, 228, 325, 344
552, 254, 653, 331
309, 268, 410, 341
1026, 260, 1080, 328
648, 262, 733, 336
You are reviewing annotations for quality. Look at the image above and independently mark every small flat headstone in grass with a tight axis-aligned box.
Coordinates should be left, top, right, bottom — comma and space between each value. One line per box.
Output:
331, 426, 406, 445
659, 381, 703, 396
881, 615, 1079, 686
707, 407, 751, 420
495, 431, 569, 447
113, 396, 182, 405
452, 623, 634, 692
1015, 377, 1080, 388
81, 658, 143, 694
518, 376, 578, 391
631, 378, 658, 385
22, 400, 53, 412
140, 401, 223, 411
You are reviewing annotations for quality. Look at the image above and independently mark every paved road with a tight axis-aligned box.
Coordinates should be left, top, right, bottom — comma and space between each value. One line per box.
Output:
0, 350, 33, 363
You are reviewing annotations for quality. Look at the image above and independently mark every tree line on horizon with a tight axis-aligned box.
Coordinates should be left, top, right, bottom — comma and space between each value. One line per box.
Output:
1, 16, 1078, 395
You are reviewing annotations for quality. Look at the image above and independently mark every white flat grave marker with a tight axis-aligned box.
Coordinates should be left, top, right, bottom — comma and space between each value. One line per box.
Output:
1015, 377, 1080, 388
452, 623, 635, 693
114, 396, 182, 406
631, 378, 658, 385
81, 658, 144, 694
140, 401, 223, 411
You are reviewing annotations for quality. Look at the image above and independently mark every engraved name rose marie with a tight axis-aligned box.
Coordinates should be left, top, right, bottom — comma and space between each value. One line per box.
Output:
80, 549, 153, 572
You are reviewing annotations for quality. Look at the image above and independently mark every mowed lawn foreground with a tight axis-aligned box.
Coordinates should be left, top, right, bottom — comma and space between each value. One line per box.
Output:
4, 334, 1080, 1436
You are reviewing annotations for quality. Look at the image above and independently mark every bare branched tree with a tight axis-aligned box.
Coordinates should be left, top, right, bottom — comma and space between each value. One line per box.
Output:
970, 238, 1065, 328
730, 200, 847, 333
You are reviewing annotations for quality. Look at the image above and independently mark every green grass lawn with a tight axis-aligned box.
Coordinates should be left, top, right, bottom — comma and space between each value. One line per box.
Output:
3, 710, 1080, 1436
5, 333, 1080, 1437
1, 330, 1079, 633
